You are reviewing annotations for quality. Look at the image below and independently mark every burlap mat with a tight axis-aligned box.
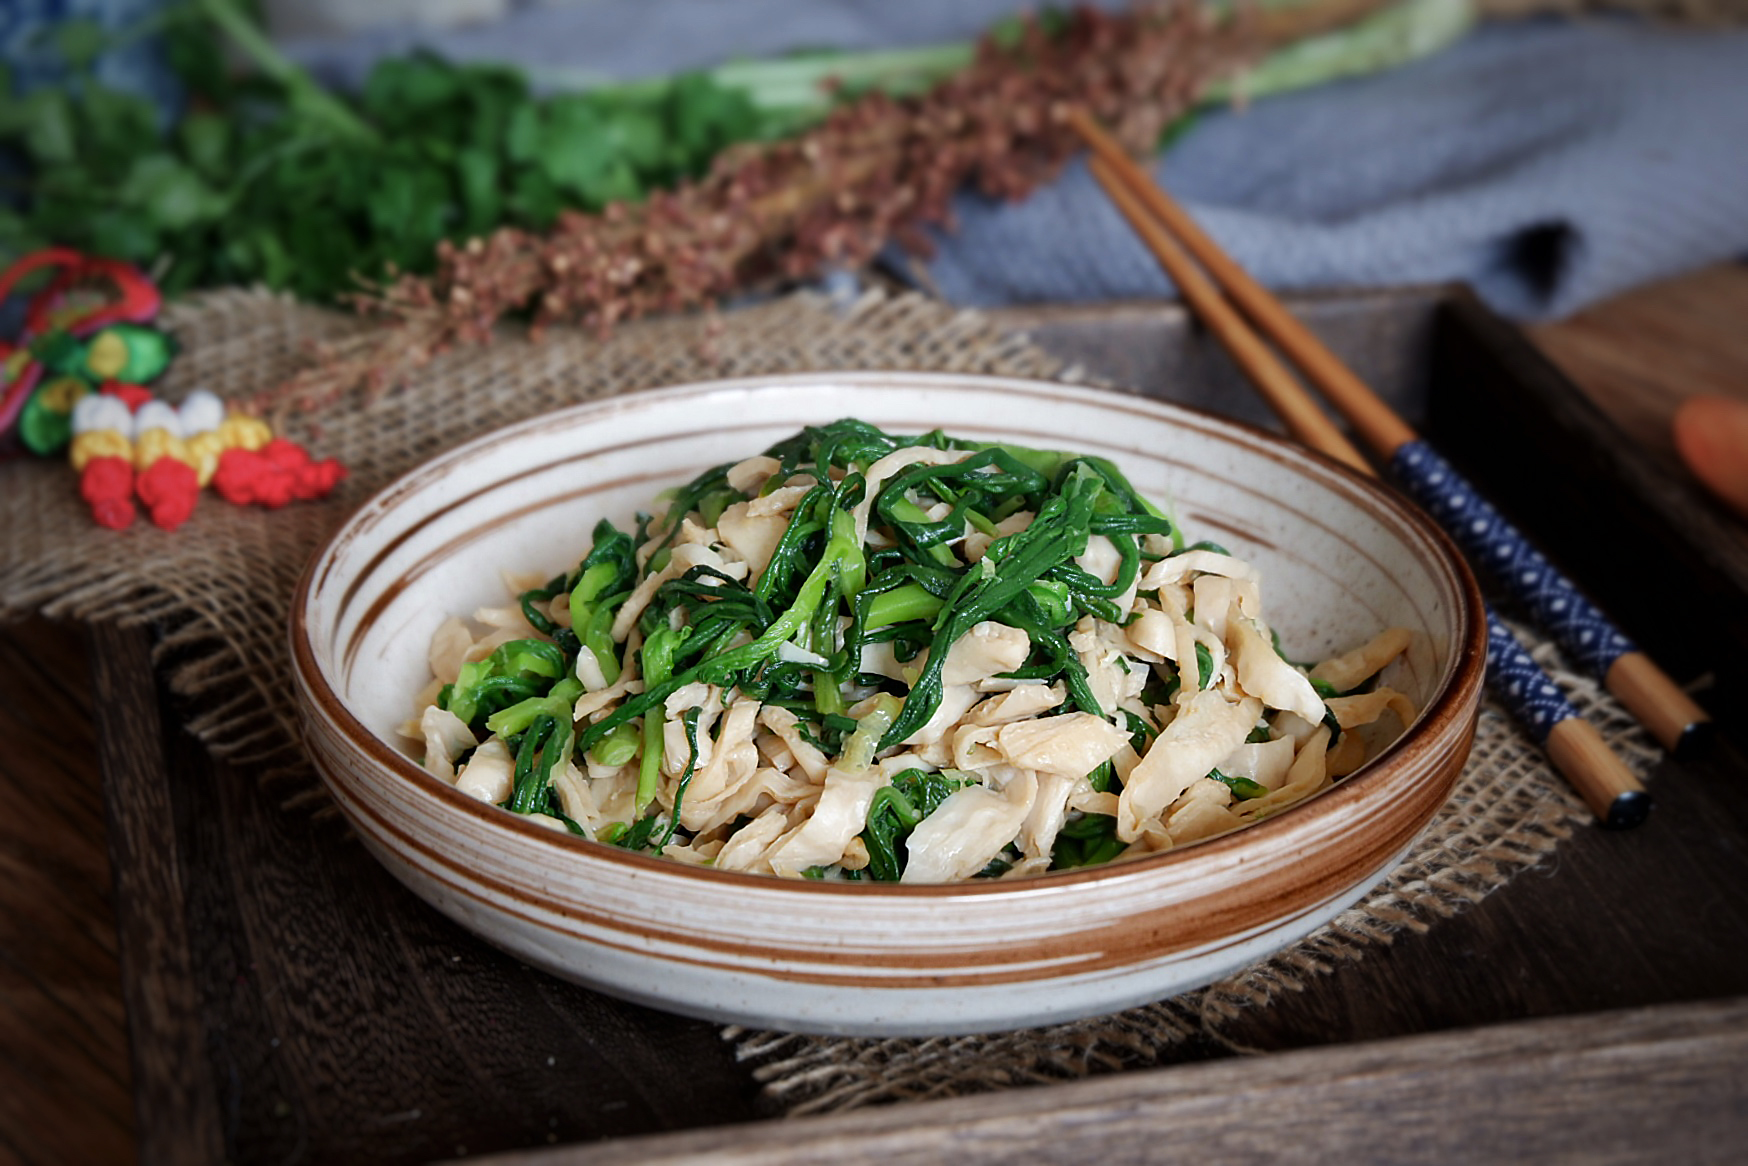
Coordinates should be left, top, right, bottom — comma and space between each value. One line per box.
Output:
728, 654, 1651, 1113
0, 287, 1655, 1115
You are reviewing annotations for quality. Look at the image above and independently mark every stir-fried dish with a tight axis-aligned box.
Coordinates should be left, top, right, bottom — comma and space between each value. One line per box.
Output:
403, 419, 1415, 882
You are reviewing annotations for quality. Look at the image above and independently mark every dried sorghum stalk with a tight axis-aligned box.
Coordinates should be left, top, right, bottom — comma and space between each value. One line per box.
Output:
254, 2, 1254, 416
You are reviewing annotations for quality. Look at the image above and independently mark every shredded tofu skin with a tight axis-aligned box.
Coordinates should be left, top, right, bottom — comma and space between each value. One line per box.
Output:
400, 421, 1417, 883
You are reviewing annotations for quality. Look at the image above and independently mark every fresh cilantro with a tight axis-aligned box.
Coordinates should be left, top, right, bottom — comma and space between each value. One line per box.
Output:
1, 0, 965, 302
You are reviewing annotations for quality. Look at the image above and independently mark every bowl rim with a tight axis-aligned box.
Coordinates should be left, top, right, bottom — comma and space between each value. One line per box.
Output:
290, 370, 1487, 898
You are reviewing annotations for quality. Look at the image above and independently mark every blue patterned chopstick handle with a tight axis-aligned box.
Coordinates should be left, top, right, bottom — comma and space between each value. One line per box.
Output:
1484, 608, 1580, 745
1392, 440, 1635, 680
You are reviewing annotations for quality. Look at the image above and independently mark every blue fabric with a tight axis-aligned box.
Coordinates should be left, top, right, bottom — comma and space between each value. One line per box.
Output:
281, 0, 1036, 87
1, 0, 175, 100
923, 18, 1748, 319
285, 6, 1748, 320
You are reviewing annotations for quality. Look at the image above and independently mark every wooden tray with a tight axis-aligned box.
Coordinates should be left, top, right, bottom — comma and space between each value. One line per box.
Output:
94, 287, 1748, 1163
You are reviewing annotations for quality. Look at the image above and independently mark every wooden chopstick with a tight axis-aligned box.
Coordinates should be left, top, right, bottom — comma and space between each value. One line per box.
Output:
1074, 111, 1416, 458
1073, 108, 1708, 762
1077, 122, 1653, 828
1086, 159, 1372, 476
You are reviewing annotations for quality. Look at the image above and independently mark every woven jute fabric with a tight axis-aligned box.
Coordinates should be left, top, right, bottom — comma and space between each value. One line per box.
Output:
0, 287, 1655, 1115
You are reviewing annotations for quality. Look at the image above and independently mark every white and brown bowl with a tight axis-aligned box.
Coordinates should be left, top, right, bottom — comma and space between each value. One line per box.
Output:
290, 372, 1485, 1036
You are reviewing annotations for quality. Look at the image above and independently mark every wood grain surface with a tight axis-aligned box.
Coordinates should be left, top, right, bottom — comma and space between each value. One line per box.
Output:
88, 624, 229, 1166
0, 620, 135, 1166
475, 997, 1748, 1165
1433, 290, 1748, 694
5, 266, 1748, 1164
1529, 263, 1748, 473
104, 624, 761, 1166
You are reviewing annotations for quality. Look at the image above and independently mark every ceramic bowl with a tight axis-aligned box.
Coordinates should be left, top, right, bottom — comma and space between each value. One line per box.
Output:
290, 372, 1485, 1036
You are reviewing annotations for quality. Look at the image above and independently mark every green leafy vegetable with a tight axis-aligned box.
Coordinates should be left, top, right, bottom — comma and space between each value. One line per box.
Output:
0, 1, 973, 300
860, 768, 970, 882
441, 637, 566, 728
1209, 769, 1269, 800
506, 713, 570, 815
612, 706, 703, 854
415, 416, 1397, 880
1052, 813, 1125, 870
565, 519, 638, 683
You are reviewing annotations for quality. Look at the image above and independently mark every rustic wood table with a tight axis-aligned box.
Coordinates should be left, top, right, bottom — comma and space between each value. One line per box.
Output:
6, 270, 1748, 1165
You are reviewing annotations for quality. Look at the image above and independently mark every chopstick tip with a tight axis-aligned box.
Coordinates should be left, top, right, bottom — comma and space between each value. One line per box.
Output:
1604, 790, 1654, 831
1605, 651, 1712, 758
1671, 716, 1716, 763
1546, 716, 1649, 828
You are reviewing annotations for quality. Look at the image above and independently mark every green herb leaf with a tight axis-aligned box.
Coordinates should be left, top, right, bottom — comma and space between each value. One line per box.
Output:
179, 112, 233, 177
861, 768, 969, 881
23, 91, 78, 164
509, 168, 562, 230
162, 16, 234, 102
52, 18, 108, 71
604, 103, 666, 171
505, 102, 542, 163
1210, 769, 1269, 801
362, 53, 461, 127
541, 98, 617, 199
119, 153, 226, 231
89, 213, 159, 261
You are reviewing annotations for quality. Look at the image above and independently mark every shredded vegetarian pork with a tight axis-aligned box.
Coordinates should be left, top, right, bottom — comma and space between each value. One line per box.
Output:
401, 420, 1416, 883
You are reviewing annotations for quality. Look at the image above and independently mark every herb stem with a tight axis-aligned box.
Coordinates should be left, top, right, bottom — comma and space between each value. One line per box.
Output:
194, 0, 379, 145
863, 583, 945, 630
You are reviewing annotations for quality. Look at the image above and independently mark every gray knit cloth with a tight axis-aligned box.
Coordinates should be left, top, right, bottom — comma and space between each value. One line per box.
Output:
924, 17, 1748, 319
288, 5, 1748, 320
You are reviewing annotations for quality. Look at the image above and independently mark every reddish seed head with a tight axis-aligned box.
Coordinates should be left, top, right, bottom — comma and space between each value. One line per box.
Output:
255, 2, 1244, 415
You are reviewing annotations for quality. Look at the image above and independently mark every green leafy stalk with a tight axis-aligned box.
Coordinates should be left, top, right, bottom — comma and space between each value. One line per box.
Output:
1210, 769, 1270, 800
566, 519, 638, 684
194, 0, 378, 144
651, 707, 703, 853
1052, 812, 1125, 869
839, 694, 902, 774
589, 720, 642, 766
506, 713, 573, 815
443, 638, 566, 727
1206, 0, 1476, 104
528, 42, 977, 140
879, 462, 1107, 749
863, 582, 945, 630
486, 676, 583, 739
859, 768, 969, 882
635, 625, 684, 811
610, 706, 704, 852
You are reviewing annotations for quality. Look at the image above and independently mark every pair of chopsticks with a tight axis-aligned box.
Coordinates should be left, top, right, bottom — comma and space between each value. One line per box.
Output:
1071, 109, 1710, 828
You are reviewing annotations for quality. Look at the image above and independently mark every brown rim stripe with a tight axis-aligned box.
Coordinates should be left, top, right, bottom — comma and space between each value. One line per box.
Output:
311, 701, 1457, 973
